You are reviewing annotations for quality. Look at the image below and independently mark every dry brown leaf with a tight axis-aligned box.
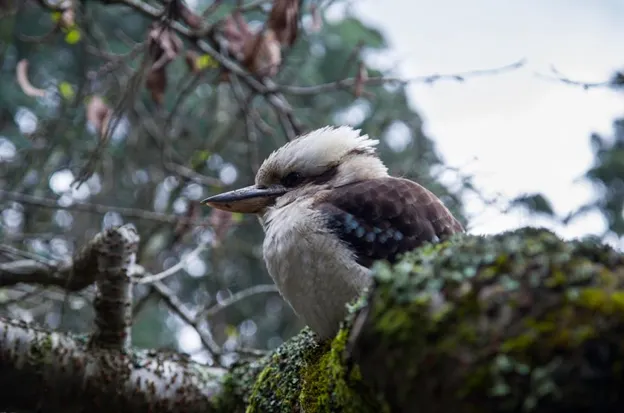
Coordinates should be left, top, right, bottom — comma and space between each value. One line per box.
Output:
146, 68, 167, 105
221, 12, 253, 58
221, 13, 282, 77
242, 29, 281, 77
148, 25, 182, 70
354, 61, 368, 98
86, 96, 113, 138
267, 0, 299, 46
145, 25, 182, 104
16, 59, 46, 98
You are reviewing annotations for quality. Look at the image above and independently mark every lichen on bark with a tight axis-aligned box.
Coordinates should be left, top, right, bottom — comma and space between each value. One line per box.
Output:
349, 227, 624, 413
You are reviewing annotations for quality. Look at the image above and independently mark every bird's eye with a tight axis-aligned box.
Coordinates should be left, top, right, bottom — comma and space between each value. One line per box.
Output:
281, 171, 304, 188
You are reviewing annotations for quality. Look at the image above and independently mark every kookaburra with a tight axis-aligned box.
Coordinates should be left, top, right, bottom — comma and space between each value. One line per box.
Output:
202, 126, 464, 340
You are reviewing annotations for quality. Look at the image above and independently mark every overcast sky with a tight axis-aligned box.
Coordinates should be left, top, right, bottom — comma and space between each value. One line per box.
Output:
349, 0, 624, 249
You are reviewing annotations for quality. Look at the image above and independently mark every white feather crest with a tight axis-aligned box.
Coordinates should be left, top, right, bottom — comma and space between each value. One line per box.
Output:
258, 126, 380, 179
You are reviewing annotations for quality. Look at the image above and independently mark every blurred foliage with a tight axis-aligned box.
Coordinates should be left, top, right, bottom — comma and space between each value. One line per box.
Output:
508, 193, 555, 217
567, 116, 624, 238
0, 0, 466, 363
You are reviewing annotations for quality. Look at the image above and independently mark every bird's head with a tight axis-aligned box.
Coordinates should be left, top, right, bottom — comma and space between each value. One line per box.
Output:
202, 125, 388, 215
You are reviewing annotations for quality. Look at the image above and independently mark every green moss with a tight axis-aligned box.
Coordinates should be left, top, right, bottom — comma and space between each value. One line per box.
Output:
349, 227, 624, 412
241, 330, 317, 412
573, 288, 624, 314
26, 333, 54, 366
299, 329, 387, 413
214, 296, 386, 412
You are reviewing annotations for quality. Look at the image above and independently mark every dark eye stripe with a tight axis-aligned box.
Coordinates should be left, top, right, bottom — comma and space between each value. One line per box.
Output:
279, 166, 339, 188
281, 172, 304, 187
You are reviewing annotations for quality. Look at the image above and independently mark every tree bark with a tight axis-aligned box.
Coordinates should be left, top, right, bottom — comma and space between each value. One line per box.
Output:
1, 227, 623, 412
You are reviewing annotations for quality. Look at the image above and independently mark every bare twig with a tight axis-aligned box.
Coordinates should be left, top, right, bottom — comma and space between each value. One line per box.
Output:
87, 42, 147, 81
535, 65, 618, 90
0, 190, 199, 225
133, 242, 209, 284
151, 280, 222, 358
0, 245, 55, 265
163, 162, 224, 187
277, 59, 527, 95
199, 284, 279, 319
229, 74, 261, 171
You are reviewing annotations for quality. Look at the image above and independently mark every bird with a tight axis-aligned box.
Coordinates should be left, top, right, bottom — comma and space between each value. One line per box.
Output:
202, 126, 464, 340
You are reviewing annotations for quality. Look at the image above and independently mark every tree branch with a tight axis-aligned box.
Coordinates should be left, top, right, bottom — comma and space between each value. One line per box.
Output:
0, 224, 139, 291
0, 317, 226, 413
1, 228, 624, 412
89, 224, 139, 350
535, 65, 623, 90
278, 59, 527, 95
0, 190, 199, 225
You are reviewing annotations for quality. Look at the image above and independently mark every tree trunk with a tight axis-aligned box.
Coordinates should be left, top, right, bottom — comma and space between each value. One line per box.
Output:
1, 227, 623, 412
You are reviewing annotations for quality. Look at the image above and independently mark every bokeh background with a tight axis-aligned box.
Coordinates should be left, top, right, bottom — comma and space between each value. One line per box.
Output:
0, 0, 622, 365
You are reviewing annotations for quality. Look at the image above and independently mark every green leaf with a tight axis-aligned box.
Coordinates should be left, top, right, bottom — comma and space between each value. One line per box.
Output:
191, 150, 211, 166
50, 11, 62, 23
196, 54, 219, 70
225, 324, 239, 338
64, 28, 81, 44
58, 82, 74, 100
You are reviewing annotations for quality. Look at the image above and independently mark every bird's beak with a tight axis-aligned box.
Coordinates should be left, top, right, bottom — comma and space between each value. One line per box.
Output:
201, 185, 287, 214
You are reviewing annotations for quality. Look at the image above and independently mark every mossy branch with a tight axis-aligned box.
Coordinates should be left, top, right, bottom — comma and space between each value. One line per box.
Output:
233, 228, 624, 413
0, 316, 226, 412
1, 227, 624, 412
345, 228, 624, 412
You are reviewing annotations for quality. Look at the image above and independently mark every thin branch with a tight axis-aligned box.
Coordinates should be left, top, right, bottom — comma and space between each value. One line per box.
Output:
229, 74, 261, 172
133, 242, 209, 284
199, 284, 279, 319
0, 245, 55, 266
277, 59, 527, 95
535, 65, 618, 90
151, 280, 222, 358
163, 162, 224, 187
0, 190, 199, 225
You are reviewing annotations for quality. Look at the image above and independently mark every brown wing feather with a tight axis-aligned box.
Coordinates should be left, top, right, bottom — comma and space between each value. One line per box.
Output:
314, 177, 464, 267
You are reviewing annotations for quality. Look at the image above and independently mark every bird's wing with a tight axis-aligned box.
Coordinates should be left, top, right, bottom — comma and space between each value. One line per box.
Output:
313, 177, 464, 268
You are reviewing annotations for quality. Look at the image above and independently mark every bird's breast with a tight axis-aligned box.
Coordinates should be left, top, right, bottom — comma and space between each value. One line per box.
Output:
261, 201, 371, 339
